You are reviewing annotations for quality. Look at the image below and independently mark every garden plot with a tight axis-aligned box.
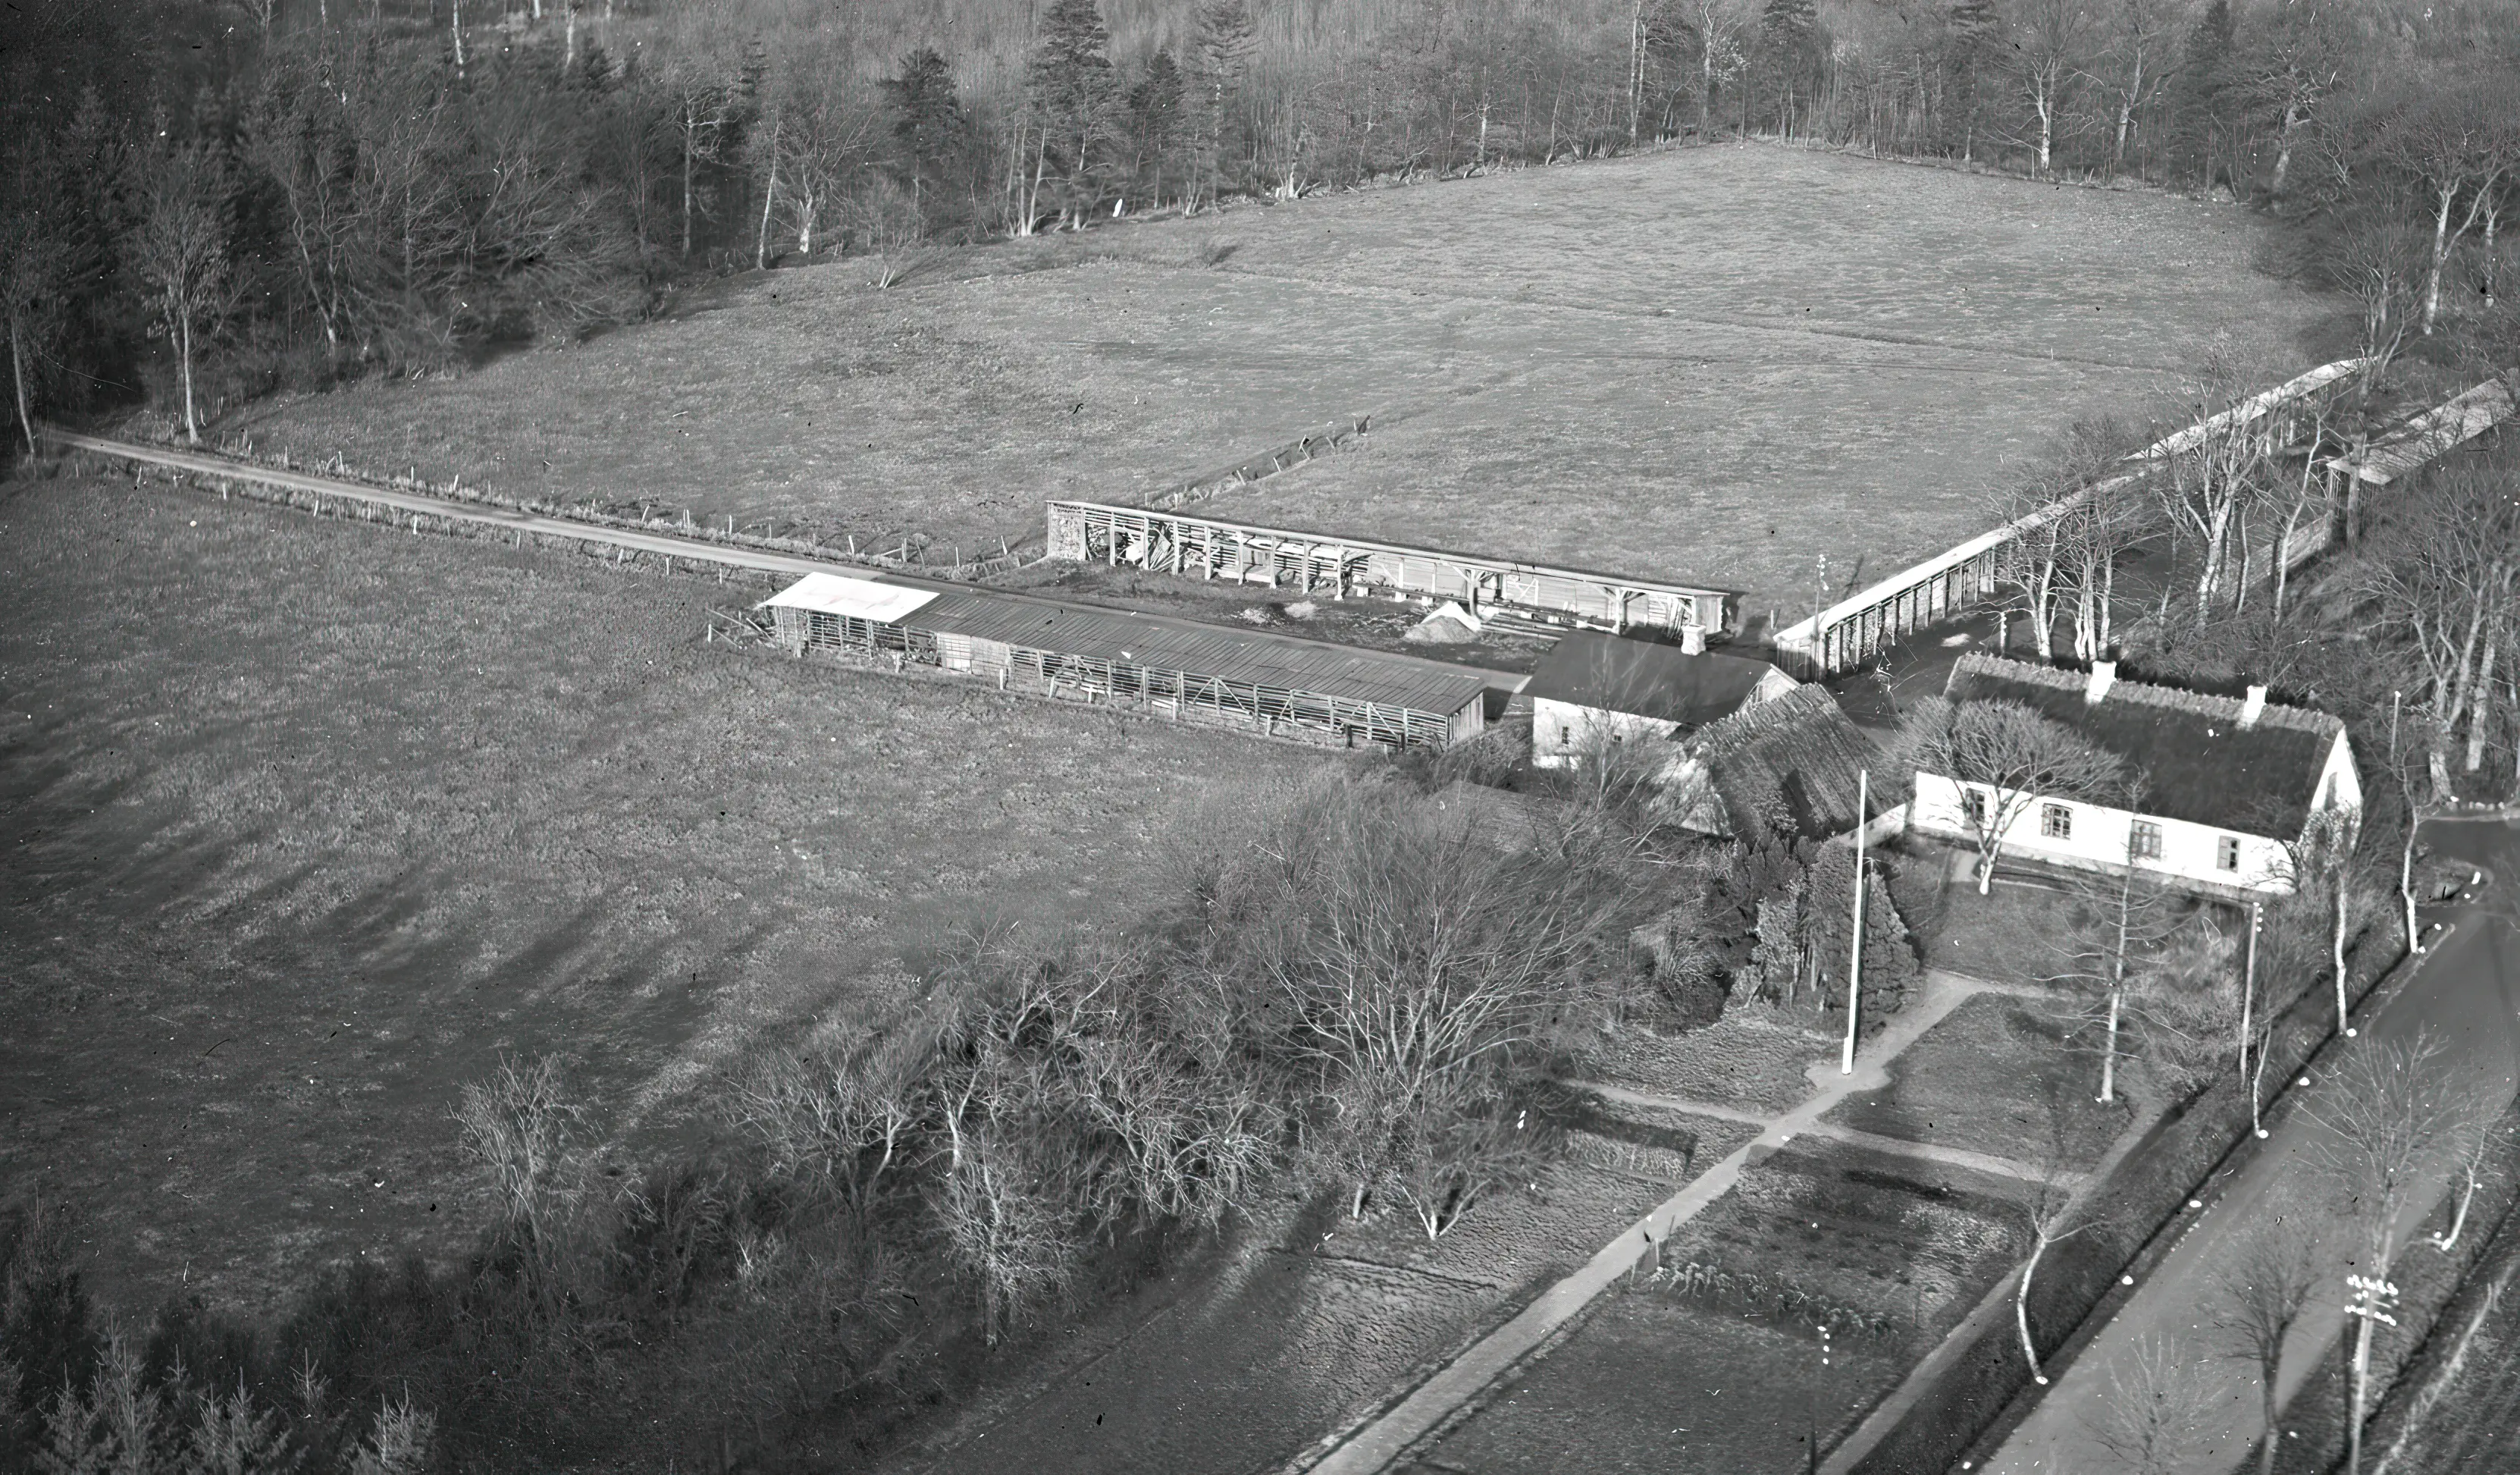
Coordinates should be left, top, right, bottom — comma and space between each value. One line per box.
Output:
1419, 1140, 2033, 1473
0, 475, 1317, 1313
237, 143, 2331, 624
916, 1144, 1683, 1475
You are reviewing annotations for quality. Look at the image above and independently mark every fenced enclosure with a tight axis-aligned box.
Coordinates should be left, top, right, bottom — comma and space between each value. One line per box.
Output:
1046, 499, 1735, 637
762, 576, 1491, 752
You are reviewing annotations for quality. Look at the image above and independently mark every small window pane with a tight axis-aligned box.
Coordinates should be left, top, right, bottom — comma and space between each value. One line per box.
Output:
2041, 803, 2073, 839
2131, 821, 2164, 859
1962, 788, 1988, 824
2218, 836, 2242, 871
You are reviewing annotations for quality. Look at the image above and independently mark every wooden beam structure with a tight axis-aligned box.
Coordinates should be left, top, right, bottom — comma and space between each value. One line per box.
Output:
1046, 500, 1734, 637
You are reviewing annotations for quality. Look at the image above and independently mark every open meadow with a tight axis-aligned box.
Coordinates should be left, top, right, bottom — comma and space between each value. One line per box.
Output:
0, 473, 1321, 1313
236, 143, 2337, 625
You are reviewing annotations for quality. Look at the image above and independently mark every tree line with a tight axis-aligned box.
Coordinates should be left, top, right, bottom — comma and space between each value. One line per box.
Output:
7, 0, 2517, 455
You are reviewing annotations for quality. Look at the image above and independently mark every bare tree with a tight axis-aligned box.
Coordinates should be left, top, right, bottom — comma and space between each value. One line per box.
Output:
131, 140, 240, 444
1902, 695, 2127, 893
2048, 792, 2180, 1102
2013, 1164, 2097, 1386
2211, 1212, 2325, 1475
2375, 78, 2518, 336
2356, 468, 2520, 793
2084, 1335, 2218, 1475
2007, 0, 2095, 177
2308, 1032, 2498, 1475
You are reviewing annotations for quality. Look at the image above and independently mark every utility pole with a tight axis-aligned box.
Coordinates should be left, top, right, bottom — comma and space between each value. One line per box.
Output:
1843, 767, 1869, 1075
2240, 900, 2261, 1131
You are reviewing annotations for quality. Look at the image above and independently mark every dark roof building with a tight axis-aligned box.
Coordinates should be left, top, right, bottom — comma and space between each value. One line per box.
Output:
1915, 654, 2362, 897
1525, 632, 1800, 768
1942, 654, 2345, 835
1525, 632, 1786, 727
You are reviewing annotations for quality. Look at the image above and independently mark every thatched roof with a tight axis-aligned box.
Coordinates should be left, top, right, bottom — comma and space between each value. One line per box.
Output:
1944, 654, 2343, 834
1676, 683, 1892, 842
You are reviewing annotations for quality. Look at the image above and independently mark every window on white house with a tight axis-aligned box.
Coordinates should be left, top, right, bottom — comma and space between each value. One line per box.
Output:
1559, 726, 1571, 745
2041, 803, 2073, 839
2131, 821, 2164, 859
1961, 788, 1989, 825
2218, 835, 2242, 871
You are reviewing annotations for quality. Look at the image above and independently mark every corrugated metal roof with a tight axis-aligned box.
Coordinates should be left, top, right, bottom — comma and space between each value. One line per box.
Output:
905, 589, 1490, 715
759, 573, 940, 623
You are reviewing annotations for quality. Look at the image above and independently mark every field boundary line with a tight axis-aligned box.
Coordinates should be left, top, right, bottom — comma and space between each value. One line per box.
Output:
41, 431, 1528, 708
1284, 971, 1998, 1475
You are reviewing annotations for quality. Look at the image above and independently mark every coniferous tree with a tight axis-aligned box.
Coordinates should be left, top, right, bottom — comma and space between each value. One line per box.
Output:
1024, 0, 1121, 228
1755, 0, 1823, 138
1189, 0, 1255, 210
2168, 0, 2237, 189
883, 47, 974, 231
1945, 0, 2001, 161
1127, 51, 1189, 210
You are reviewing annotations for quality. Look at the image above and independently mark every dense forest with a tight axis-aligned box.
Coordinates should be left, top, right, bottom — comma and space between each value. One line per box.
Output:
4, 0, 2518, 447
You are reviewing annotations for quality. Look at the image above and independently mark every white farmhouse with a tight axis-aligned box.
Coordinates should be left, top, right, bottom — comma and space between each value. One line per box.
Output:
1526, 630, 1800, 769
1909, 654, 2362, 897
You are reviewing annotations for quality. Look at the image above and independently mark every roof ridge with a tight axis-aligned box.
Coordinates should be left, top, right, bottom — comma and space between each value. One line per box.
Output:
1691, 682, 1836, 757
1949, 652, 2342, 736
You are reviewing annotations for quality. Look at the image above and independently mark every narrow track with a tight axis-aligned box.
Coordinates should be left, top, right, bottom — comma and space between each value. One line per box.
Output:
42, 428, 1528, 698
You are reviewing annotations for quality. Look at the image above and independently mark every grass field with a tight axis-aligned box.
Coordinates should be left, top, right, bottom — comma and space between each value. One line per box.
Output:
0, 474, 1321, 1313
232, 143, 2334, 625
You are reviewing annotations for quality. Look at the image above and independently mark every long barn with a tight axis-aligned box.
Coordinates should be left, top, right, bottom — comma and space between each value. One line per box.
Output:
760, 573, 1494, 750
1045, 500, 1735, 638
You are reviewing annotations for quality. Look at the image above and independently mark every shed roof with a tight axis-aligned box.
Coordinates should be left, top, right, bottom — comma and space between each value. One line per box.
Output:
1524, 631, 1782, 727
759, 573, 940, 623
904, 589, 1492, 716
1941, 654, 2345, 836
1690, 683, 1892, 843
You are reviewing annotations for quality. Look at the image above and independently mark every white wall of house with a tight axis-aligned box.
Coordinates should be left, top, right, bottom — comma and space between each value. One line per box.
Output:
1907, 771, 2302, 895
1532, 698, 1676, 768
1531, 668, 1799, 770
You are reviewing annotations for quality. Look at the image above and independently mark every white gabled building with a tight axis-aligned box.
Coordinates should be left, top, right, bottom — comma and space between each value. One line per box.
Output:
1526, 630, 1800, 769
1908, 654, 2361, 898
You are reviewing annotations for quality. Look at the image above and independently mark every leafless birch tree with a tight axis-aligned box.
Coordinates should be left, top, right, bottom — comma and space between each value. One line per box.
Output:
2211, 1211, 2325, 1475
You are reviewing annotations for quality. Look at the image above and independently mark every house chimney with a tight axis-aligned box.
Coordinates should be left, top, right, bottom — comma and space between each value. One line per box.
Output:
1681, 623, 1706, 655
2239, 684, 2268, 729
2085, 661, 2117, 705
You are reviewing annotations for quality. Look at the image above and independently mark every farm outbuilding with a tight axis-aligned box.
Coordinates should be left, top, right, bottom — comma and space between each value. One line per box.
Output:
1045, 500, 1735, 638
759, 572, 1492, 751
1525, 631, 1800, 768
1654, 683, 1892, 842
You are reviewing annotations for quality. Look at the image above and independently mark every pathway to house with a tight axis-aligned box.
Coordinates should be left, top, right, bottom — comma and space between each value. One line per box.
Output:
1976, 816, 2520, 1475
1289, 967, 2017, 1475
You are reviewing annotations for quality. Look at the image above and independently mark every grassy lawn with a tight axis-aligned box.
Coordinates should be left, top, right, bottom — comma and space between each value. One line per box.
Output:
230, 143, 2332, 623
0, 475, 1321, 1314
1886, 843, 2092, 983
1824, 993, 2136, 1171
